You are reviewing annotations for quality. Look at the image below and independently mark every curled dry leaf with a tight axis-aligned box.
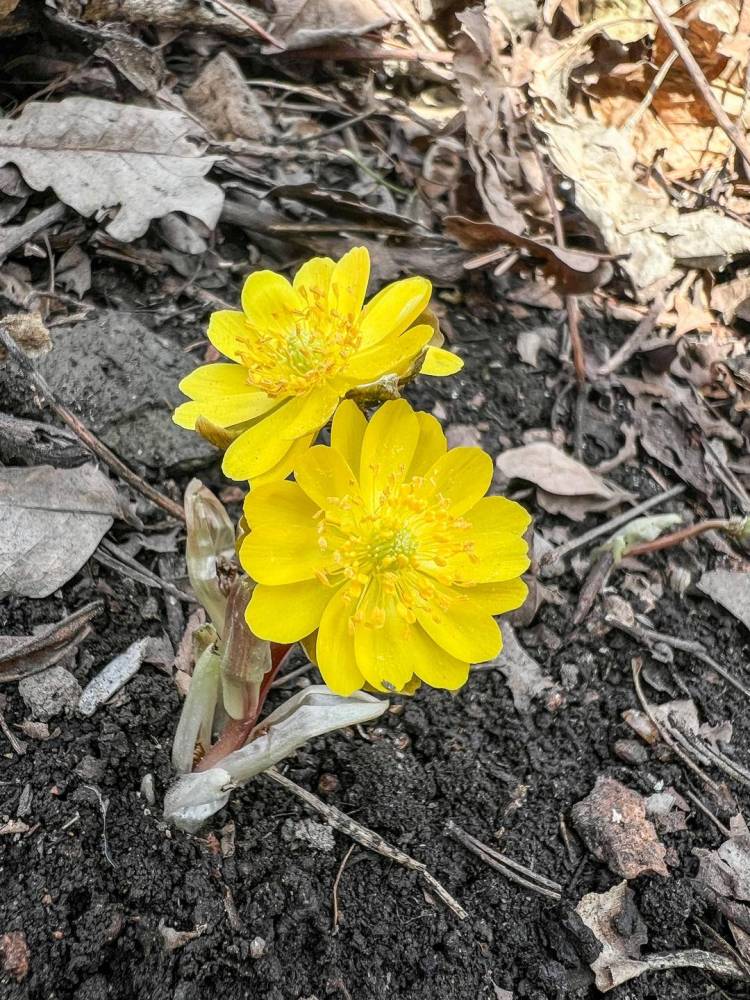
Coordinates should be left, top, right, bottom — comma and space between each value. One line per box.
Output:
0, 97, 223, 242
445, 215, 612, 294
78, 636, 170, 716
571, 776, 669, 879
0, 464, 128, 599
0, 601, 102, 684
0, 312, 51, 361
531, 21, 750, 290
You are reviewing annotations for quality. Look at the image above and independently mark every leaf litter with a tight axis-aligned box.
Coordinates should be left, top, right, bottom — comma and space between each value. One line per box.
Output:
3, 0, 750, 996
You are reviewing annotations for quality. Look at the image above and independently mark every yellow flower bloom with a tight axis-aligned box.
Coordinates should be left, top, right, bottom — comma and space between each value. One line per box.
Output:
240, 399, 531, 695
173, 248, 462, 484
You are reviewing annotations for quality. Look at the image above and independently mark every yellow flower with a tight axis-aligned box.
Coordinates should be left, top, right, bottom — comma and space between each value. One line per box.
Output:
240, 399, 531, 695
173, 248, 462, 484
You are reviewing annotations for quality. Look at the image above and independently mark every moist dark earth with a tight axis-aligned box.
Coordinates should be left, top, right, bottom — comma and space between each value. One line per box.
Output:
2, 296, 750, 1000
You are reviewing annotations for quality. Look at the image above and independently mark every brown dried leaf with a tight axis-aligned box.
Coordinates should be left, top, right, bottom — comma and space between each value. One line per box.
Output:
445, 215, 610, 293
0, 312, 51, 361
697, 570, 750, 631
0, 97, 223, 241
496, 441, 617, 498
571, 776, 669, 879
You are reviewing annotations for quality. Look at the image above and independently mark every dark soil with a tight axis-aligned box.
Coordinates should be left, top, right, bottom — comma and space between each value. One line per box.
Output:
2, 302, 749, 1000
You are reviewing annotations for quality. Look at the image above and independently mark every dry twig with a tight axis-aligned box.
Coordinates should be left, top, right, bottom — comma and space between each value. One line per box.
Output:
0, 324, 185, 522
265, 768, 467, 920
446, 821, 562, 901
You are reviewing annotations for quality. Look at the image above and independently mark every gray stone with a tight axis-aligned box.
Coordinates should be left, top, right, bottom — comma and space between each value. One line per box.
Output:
37, 311, 215, 472
19, 665, 82, 720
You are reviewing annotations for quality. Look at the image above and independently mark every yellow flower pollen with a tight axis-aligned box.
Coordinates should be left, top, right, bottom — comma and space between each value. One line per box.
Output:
236, 282, 363, 398
317, 468, 476, 631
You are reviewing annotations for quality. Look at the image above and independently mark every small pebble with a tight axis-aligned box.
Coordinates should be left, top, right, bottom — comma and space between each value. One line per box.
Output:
613, 739, 649, 765
140, 773, 156, 806
317, 773, 338, 794
249, 936, 266, 960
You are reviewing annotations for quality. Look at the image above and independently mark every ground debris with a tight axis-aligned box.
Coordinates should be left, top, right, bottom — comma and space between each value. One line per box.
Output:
0, 464, 126, 599
698, 570, 750, 632
78, 637, 163, 717
0, 97, 222, 241
576, 881, 649, 991
0, 931, 29, 982
19, 665, 81, 721
158, 920, 206, 952
490, 621, 553, 714
571, 776, 668, 879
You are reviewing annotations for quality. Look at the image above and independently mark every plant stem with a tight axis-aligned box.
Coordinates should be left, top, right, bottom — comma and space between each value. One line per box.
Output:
625, 518, 738, 557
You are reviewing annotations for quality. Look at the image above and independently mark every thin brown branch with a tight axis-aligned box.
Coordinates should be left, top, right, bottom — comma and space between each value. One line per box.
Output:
645, 0, 750, 171
625, 518, 736, 557
332, 844, 355, 934
0, 324, 186, 523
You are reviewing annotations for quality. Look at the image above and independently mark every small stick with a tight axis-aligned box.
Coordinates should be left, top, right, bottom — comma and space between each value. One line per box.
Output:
0, 202, 66, 262
0, 324, 186, 523
609, 617, 750, 701
537, 148, 586, 385
207, 0, 284, 48
625, 51, 679, 130
332, 844, 355, 934
597, 298, 664, 376
682, 787, 732, 837
632, 658, 725, 796
0, 705, 24, 755
446, 821, 562, 901
626, 518, 741, 557
284, 43, 454, 64
645, 0, 750, 171
265, 768, 467, 920
540, 484, 686, 571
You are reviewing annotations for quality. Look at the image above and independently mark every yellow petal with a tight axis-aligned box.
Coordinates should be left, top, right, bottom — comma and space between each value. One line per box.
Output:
240, 482, 322, 584
416, 589, 501, 663
330, 400, 366, 478
342, 324, 433, 383
359, 399, 420, 507
250, 433, 315, 488
221, 395, 312, 480
359, 276, 432, 348
470, 578, 529, 615
410, 625, 470, 690
179, 363, 252, 399
173, 393, 278, 431
294, 444, 359, 509
241, 270, 304, 333
420, 346, 463, 376
279, 384, 341, 440
353, 597, 415, 692
246, 580, 332, 643
293, 256, 335, 301
406, 411, 446, 479
207, 310, 252, 363
300, 630, 318, 664
465, 495, 532, 536
453, 531, 531, 583
328, 246, 369, 324
424, 447, 493, 514
243, 478, 317, 529
316, 586, 366, 695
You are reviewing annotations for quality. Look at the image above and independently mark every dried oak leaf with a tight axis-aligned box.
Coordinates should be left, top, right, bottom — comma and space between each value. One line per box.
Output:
0, 97, 223, 242
0, 464, 127, 599
571, 776, 669, 879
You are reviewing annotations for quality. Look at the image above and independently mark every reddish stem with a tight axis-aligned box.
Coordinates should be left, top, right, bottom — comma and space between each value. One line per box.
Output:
194, 642, 292, 772
625, 519, 732, 557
